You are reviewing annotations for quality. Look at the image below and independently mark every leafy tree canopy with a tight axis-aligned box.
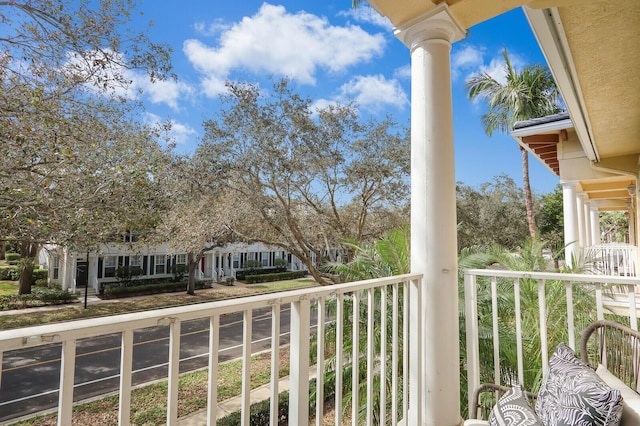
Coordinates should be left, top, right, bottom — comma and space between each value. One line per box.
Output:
199, 79, 410, 285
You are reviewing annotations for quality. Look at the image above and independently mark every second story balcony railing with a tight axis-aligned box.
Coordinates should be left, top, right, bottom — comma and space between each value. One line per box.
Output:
585, 243, 638, 277
3, 268, 640, 425
0, 274, 421, 425
464, 268, 640, 418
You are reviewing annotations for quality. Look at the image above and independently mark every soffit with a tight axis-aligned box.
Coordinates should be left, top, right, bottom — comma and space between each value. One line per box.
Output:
579, 175, 636, 211
557, 0, 640, 159
367, 0, 529, 29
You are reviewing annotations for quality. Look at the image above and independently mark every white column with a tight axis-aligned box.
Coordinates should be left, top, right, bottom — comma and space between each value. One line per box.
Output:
396, 5, 464, 425
562, 181, 580, 268
628, 203, 636, 246
583, 199, 592, 247
576, 194, 586, 251
590, 205, 601, 245
89, 255, 99, 291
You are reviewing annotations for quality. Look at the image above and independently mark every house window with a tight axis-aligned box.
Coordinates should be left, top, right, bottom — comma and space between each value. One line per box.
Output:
130, 255, 142, 267
155, 255, 166, 274
176, 254, 187, 264
232, 254, 239, 269
104, 256, 117, 278
262, 252, 269, 266
52, 256, 60, 280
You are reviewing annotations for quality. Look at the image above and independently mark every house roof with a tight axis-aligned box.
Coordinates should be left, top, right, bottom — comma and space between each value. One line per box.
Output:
513, 112, 570, 131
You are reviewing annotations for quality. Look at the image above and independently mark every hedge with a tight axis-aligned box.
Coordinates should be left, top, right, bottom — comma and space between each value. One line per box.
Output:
0, 266, 20, 281
235, 267, 286, 281
217, 391, 290, 426
4, 252, 20, 264
0, 266, 47, 284
0, 288, 76, 310
244, 270, 307, 284
102, 280, 211, 298
216, 377, 334, 425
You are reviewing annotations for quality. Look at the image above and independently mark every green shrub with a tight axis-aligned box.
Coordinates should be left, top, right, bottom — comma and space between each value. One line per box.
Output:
235, 267, 286, 280
31, 268, 48, 284
217, 391, 290, 426
35, 279, 48, 287
244, 271, 307, 284
32, 287, 75, 303
171, 263, 187, 282
115, 265, 143, 287
102, 280, 210, 298
224, 277, 235, 286
4, 252, 20, 265
0, 266, 20, 281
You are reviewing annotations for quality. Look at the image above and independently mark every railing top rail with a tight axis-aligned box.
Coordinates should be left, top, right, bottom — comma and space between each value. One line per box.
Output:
0, 273, 422, 351
463, 268, 640, 285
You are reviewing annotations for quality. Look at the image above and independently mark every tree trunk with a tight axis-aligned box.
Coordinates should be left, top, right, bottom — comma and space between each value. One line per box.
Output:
521, 146, 538, 237
187, 251, 197, 295
18, 243, 38, 295
19, 259, 34, 295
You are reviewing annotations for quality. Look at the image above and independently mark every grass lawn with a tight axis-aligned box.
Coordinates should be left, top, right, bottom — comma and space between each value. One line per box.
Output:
0, 281, 18, 296
253, 278, 317, 292
12, 348, 292, 426
0, 279, 317, 330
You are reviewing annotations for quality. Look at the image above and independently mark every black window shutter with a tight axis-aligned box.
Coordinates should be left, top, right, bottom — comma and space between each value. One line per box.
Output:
143, 256, 148, 275
118, 256, 124, 267
124, 256, 130, 267
150, 256, 155, 275
97, 257, 103, 279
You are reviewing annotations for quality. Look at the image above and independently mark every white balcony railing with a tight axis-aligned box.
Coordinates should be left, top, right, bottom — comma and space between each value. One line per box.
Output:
464, 268, 640, 417
0, 274, 422, 425
586, 243, 638, 277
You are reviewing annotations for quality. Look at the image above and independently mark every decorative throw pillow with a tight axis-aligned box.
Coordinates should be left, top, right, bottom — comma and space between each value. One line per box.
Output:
488, 385, 542, 426
535, 343, 623, 426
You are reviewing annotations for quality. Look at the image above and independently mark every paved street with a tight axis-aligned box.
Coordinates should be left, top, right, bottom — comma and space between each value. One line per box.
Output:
0, 304, 319, 423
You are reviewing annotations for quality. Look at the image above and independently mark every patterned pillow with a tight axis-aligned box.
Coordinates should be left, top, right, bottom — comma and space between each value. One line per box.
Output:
488, 385, 542, 426
535, 343, 623, 426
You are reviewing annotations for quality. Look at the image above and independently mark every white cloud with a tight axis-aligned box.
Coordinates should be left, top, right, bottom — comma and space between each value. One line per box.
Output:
451, 45, 484, 80
393, 65, 411, 80
337, 74, 407, 112
194, 19, 230, 36
64, 49, 193, 109
169, 121, 199, 145
135, 77, 194, 110
311, 75, 407, 114
310, 98, 340, 114
183, 3, 386, 97
145, 113, 198, 146
338, 5, 393, 31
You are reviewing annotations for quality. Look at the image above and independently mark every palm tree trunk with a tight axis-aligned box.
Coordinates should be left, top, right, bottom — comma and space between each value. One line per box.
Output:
520, 146, 538, 237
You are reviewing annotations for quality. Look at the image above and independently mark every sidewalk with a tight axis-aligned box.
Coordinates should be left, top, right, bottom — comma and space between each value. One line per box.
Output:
178, 369, 318, 425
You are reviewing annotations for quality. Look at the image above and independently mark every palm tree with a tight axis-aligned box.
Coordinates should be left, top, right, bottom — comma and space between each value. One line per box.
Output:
466, 48, 561, 237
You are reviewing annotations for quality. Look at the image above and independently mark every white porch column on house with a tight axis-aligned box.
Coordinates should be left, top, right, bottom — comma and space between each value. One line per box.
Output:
89, 255, 99, 291
628, 202, 636, 246
576, 193, 586, 251
583, 199, 592, 247
562, 181, 580, 267
396, 4, 465, 425
61, 249, 74, 291
590, 205, 601, 245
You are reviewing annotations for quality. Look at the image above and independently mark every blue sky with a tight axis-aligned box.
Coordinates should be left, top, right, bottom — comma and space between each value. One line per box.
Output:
128, 0, 560, 195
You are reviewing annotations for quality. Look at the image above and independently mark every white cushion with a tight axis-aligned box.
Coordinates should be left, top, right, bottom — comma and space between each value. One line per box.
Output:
463, 421, 489, 426
596, 364, 640, 426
